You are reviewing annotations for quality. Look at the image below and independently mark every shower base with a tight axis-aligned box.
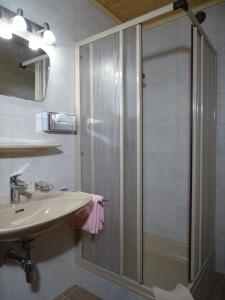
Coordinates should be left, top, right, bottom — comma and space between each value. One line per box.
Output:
143, 232, 189, 290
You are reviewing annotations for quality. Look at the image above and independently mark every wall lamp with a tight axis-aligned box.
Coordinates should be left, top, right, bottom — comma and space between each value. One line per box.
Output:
0, 5, 56, 50
38, 23, 56, 45
0, 23, 12, 39
12, 8, 27, 32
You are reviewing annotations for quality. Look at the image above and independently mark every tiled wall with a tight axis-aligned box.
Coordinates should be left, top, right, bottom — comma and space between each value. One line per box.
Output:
0, 0, 114, 200
0, 1, 139, 300
142, 16, 191, 243
202, 2, 225, 274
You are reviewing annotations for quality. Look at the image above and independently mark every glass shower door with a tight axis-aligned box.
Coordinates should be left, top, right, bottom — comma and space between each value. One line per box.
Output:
79, 26, 142, 282
80, 33, 121, 274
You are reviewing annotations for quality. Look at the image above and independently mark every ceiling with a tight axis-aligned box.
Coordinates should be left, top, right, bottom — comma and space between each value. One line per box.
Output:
89, 0, 221, 24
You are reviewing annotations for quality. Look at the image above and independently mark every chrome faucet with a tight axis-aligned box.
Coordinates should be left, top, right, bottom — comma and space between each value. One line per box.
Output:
10, 174, 28, 205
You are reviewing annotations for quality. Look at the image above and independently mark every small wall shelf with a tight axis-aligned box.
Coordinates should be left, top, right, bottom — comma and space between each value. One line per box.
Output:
0, 138, 61, 153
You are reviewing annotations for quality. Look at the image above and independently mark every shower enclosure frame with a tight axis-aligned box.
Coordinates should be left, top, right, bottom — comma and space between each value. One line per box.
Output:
190, 25, 217, 283
74, 2, 216, 299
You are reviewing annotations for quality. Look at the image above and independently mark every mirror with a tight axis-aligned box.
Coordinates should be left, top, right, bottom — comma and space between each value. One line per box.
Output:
0, 33, 50, 101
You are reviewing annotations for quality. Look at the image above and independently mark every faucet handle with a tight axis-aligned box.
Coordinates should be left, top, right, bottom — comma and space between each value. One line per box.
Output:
10, 173, 22, 183
10, 174, 28, 190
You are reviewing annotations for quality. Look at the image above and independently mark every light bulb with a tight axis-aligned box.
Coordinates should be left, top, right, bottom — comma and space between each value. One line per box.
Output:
29, 39, 40, 51
12, 9, 27, 32
0, 23, 12, 39
43, 29, 55, 45
42, 23, 55, 45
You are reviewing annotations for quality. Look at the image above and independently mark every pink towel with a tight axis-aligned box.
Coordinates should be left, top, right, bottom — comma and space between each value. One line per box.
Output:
69, 195, 104, 234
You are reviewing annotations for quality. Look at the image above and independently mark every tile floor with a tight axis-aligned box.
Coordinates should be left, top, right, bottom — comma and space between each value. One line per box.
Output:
54, 285, 101, 300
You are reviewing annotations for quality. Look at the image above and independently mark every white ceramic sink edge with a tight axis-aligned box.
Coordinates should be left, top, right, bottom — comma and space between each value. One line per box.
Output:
0, 191, 91, 241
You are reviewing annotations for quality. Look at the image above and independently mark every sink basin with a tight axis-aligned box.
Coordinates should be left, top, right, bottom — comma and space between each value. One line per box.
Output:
0, 191, 91, 241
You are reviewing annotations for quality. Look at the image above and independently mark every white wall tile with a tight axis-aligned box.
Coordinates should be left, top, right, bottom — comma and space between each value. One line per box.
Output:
216, 93, 225, 123
176, 206, 188, 242
143, 97, 177, 127
216, 182, 225, 215
143, 50, 178, 77
143, 72, 178, 101
0, 158, 13, 197
178, 126, 190, 154
143, 18, 191, 243
218, 62, 225, 94
178, 97, 191, 126
216, 154, 225, 184
144, 125, 178, 153
216, 123, 225, 154
0, 114, 12, 138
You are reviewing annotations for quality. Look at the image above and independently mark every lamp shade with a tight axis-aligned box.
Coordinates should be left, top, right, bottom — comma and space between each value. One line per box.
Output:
12, 9, 27, 32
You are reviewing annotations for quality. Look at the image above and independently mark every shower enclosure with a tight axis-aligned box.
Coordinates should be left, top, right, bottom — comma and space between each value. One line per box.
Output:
75, 2, 216, 298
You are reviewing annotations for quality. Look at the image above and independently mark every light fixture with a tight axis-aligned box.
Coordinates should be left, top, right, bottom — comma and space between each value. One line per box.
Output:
29, 39, 40, 51
12, 8, 27, 32
42, 23, 55, 45
0, 23, 12, 39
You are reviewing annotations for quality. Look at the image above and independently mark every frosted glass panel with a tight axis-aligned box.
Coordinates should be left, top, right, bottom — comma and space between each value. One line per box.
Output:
80, 33, 121, 274
123, 26, 138, 280
190, 29, 216, 280
201, 39, 216, 267
79, 27, 141, 280
80, 45, 92, 192
192, 29, 202, 279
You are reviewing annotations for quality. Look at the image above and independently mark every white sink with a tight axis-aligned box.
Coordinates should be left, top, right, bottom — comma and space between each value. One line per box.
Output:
0, 191, 91, 241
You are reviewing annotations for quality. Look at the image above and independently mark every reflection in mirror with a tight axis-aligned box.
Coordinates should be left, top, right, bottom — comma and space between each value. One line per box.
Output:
0, 34, 50, 101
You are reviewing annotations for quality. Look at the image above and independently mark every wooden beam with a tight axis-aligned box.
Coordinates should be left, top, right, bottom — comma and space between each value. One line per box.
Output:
89, 0, 122, 23
90, 0, 224, 26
